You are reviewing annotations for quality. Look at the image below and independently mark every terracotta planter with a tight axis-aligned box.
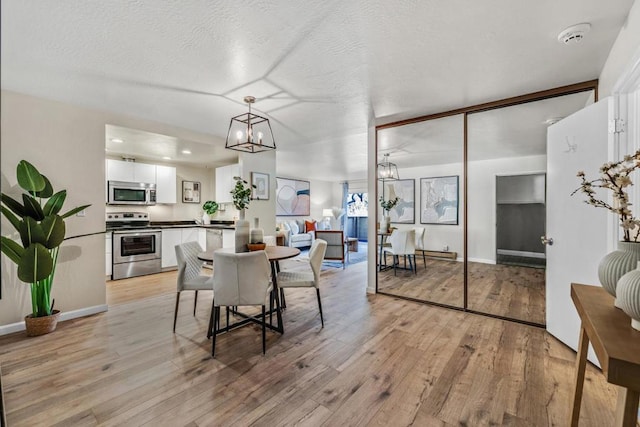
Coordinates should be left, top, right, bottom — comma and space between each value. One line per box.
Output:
24, 310, 60, 337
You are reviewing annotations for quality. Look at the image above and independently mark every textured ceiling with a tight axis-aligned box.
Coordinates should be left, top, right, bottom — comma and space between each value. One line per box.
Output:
1, 0, 634, 180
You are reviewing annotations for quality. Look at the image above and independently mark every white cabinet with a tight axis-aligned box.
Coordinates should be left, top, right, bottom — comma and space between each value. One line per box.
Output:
106, 233, 112, 277
106, 159, 156, 184
156, 165, 177, 204
162, 228, 208, 269
215, 163, 240, 203
222, 229, 235, 248
161, 229, 182, 268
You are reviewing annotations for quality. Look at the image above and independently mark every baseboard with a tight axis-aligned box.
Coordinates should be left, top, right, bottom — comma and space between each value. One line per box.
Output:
0, 304, 108, 336
467, 257, 497, 265
496, 249, 546, 259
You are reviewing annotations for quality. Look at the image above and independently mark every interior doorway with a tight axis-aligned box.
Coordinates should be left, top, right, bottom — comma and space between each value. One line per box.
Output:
495, 173, 546, 268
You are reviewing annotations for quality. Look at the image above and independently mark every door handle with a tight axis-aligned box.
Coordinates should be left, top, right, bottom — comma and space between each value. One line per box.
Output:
540, 236, 554, 246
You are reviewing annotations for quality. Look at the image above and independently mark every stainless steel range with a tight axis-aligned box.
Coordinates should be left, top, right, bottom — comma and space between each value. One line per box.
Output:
107, 212, 162, 280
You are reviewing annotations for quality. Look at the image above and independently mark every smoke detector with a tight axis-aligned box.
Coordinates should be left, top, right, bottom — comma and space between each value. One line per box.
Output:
558, 23, 591, 45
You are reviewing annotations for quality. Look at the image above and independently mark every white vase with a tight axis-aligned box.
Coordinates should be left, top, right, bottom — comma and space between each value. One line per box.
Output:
202, 212, 211, 225
598, 241, 640, 306
380, 215, 390, 233
235, 219, 250, 253
617, 261, 640, 331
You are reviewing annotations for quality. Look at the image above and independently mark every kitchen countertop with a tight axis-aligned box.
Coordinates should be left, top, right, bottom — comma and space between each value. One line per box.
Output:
106, 221, 235, 232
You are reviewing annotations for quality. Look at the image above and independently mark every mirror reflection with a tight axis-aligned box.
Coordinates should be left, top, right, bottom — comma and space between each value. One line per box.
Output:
466, 91, 594, 324
376, 114, 464, 308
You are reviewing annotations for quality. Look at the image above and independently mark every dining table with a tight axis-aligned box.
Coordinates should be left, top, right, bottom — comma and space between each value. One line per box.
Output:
198, 246, 301, 334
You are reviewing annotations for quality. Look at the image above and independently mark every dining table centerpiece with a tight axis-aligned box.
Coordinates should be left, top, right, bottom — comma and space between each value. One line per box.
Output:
379, 196, 398, 233
572, 149, 640, 306
231, 176, 256, 253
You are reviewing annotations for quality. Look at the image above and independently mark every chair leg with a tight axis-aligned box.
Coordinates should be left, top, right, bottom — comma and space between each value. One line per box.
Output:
269, 291, 274, 325
393, 255, 397, 276
173, 292, 181, 333
281, 288, 287, 309
261, 305, 266, 355
207, 298, 215, 339
193, 290, 198, 316
226, 307, 230, 331
422, 250, 426, 269
211, 306, 219, 357
316, 288, 324, 328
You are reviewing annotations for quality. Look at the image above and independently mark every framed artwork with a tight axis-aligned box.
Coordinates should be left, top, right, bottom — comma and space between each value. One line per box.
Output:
251, 172, 269, 200
383, 179, 415, 223
182, 180, 201, 203
276, 177, 310, 216
420, 175, 459, 225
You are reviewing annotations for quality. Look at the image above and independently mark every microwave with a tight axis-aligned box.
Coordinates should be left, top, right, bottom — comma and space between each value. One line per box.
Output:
108, 181, 156, 205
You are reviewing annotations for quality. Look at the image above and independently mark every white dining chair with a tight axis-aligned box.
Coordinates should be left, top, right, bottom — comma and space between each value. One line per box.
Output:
210, 250, 272, 357
173, 241, 212, 333
382, 229, 417, 275
276, 239, 328, 327
413, 227, 427, 268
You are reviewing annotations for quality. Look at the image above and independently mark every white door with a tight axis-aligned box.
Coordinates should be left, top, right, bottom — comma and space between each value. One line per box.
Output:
546, 99, 610, 359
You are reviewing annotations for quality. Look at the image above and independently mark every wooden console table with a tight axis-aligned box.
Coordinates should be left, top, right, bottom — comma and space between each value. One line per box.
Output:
570, 283, 640, 426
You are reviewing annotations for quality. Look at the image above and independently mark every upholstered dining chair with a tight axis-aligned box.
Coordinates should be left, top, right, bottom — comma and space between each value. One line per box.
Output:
413, 227, 427, 268
210, 250, 272, 357
382, 229, 417, 275
276, 239, 328, 327
174, 241, 212, 333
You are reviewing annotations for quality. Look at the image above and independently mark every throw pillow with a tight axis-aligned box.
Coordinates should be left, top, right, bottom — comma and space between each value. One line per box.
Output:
305, 220, 317, 233
288, 220, 299, 235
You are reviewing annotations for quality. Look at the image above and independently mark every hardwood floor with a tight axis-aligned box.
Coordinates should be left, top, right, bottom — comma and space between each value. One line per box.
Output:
378, 258, 545, 325
0, 259, 620, 426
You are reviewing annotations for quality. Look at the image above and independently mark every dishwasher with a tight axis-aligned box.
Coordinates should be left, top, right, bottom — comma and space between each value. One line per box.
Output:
204, 229, 223, 268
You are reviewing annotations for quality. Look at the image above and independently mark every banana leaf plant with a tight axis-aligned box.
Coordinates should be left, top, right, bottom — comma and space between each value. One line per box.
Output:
0, 160, 91, 318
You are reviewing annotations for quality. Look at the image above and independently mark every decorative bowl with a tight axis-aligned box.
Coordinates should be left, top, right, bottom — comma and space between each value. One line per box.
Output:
247, 243, 267, 251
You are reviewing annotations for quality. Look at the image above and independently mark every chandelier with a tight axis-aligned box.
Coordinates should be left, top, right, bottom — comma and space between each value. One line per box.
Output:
377, 153, 399, 181
225, 96, 276, 153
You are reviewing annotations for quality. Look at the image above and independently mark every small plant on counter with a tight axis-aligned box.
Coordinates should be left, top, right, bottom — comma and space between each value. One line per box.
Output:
202, 200, 219, 216
0, 160, 91, 323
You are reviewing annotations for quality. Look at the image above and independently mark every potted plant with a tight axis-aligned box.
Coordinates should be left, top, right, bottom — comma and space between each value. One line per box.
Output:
379, 196, 399, 233
230, 176, 256, 252
202, 200, 219, 225
572, 149, 640, 303
0, 160, 90, 336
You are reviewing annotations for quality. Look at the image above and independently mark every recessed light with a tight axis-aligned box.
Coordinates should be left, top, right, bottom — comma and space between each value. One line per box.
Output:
181, 150, 192, 155
162, 156, 171, 160
110, 138, 124, 143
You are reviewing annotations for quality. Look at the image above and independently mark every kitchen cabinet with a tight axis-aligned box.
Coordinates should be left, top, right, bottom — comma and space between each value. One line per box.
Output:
156, 165, 177, 204
106, 233, 112, 277
106, 159, 157, 184
215, 163, 240, 203
162, 228, 207, 268
161, 229, 182, 268
222, 229, 235, 248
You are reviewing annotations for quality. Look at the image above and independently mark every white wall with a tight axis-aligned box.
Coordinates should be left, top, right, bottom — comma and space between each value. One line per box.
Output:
1, 91, 106, 327
599, 0, 640, 97
240, 150, 277, 235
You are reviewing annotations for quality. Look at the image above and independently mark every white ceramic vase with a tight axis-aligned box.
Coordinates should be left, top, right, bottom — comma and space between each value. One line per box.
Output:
202, 212, 211, 225
616, 261, 640, 331
380, 215, 390, 233
235, 219, 250, 253
597, 241, 640, 305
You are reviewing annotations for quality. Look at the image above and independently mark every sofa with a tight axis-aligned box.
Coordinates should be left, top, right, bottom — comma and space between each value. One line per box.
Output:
280, 219, 316, 248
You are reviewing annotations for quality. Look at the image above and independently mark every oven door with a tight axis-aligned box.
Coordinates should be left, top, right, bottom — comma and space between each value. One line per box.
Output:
113, 231, 162, 263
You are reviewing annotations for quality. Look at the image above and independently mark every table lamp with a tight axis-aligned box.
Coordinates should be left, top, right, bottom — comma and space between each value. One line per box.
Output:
322, 209, 333, 230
